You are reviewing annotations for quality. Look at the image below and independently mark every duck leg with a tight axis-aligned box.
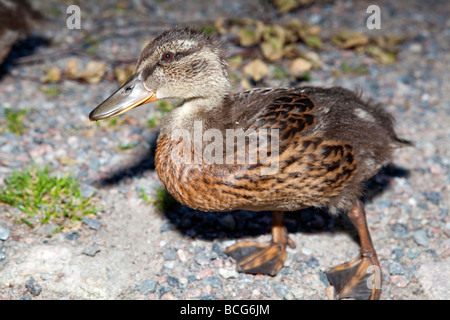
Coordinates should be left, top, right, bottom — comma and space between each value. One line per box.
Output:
326, 200, 382, 300
225, 211, 295, 276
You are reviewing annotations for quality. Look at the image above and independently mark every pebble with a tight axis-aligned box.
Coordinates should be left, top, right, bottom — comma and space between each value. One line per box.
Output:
40, 273, 54, 281
163, 248, 177, 261
406, 248, 421, 260
218, 268, 239, 279
273, 283, 290, 299
423, 191, 442, 206
25, 277, 42, 297
201, 276, 223, 288
66, 232, 79, 241
157, 284, 170, 299
82, 246, 101, 256
82, 218, 102, 231
0, 227, 9, 240
166, 276, 180, 288
413, 229, 429, 247
389, 261, 405, 275
391, 223, 409, 239
176, 249, 187, 262
138, 280, 157, 295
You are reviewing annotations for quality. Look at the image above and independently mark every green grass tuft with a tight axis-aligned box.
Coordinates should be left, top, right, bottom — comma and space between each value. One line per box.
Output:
4, 108, 27, 135
140, 187, 175, 212
0, 167, 98, 229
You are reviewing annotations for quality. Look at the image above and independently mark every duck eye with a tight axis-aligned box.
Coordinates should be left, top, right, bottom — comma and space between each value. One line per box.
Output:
162, 52, 174, 62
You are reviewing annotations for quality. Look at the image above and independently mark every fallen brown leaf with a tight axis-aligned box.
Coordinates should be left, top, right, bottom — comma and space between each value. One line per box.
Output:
366, 45, 396, 65
243, 59, 269, 82
76, 61, 107, 84
261, 25, 286, 61
41, 66, 61, 83
114, 66, 134, 85
332, 30, 369, 49
65, 59, 79, 79
290, 57, 312, 76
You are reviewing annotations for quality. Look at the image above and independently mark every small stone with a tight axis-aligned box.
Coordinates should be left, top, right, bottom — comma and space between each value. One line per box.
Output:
389, 261, 405, 275
25, 277, 42, 297
413, 229, 429, 247
40, 273, 54, 281
391, 223, 409, 238
390, 275, 408, 288
0, 227, 10, 240
200, 294, 216, 300
65, 232, 79, 241
406, 248, 421, 260
201, 276, 222, 288
163, 248, 177, 261
194, 252, 210, 266
166, 276, 180, 288
392, 248, 404, 260
423, 191, 442, 205
82, 246, 101, 256
306, 256, 319, 268
157, 284, 170, 299
82, 218, 101, 231
79, 184, 97, 198
176, 249, 187, 263
273, 283, 290, 299
218, 268, 238, 279
139, 280, 157, 294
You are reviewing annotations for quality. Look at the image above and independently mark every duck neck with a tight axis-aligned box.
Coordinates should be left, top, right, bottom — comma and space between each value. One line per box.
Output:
160, 94, 230, 138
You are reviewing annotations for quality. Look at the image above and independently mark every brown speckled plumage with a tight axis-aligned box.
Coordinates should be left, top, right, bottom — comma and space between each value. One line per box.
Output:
90, 26, 412, 300
155, 86, 409, 214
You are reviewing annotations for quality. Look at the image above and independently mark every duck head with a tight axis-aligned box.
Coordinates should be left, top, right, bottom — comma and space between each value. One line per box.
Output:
89, 27, 230, 121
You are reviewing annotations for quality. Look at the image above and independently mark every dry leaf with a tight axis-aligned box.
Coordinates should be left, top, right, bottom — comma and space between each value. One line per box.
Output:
304, 36, 322, 49
65, 59, 79, 79
243, 59, 269, 82
42, 66, 61, 83
215, 17, 228, 35
114, 66, 134, 85
272, 0, 313, 13
77, 61, 107, 84
300, 50, 323, 69
283, 44, 300, 59
240, 77, 252, 90
261, 25, 286, 61
290, 57, 312, 76
366, 45, 396, 65
238, 25, 262, 47
228, 55, 243, 69
332, 30, 369, 49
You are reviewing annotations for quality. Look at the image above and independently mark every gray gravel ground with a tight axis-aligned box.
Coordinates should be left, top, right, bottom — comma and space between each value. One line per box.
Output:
0, 0, 449, 300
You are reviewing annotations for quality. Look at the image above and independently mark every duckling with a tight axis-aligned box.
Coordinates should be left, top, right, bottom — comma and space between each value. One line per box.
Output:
0, 0, 42, 64
89, 27, 411, 300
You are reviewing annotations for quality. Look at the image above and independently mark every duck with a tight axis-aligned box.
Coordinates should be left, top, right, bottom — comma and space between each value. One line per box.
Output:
0, 0, 42, 65
89, 26, 412, 300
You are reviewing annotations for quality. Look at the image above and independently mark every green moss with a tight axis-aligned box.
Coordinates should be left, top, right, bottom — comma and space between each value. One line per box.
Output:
0, 167, 98, 229
4, 108, 27, 135
140, 187, 175, 212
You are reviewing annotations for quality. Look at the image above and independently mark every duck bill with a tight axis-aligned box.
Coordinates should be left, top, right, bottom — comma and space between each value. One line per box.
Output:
89, 72, 158, 121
